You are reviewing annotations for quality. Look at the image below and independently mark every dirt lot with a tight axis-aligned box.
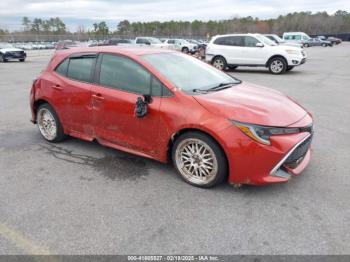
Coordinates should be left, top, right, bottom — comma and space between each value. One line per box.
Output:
0, 44, 349, 255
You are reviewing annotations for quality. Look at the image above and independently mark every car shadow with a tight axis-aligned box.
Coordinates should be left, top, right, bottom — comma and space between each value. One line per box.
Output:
226, 68, 304, 75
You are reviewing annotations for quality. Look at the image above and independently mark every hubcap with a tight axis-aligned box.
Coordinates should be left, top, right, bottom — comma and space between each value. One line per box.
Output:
270, 60, 284, 73
37, 108, 57, 140
175, 138, 218, 185
213, 59, 224, 70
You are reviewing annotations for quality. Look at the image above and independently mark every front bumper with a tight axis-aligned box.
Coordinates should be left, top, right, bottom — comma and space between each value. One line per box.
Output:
216, 114, 313, 185
286, 52, 307, 66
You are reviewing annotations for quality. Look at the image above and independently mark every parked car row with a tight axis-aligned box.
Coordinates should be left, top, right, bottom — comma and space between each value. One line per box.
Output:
282, 32, 342, 47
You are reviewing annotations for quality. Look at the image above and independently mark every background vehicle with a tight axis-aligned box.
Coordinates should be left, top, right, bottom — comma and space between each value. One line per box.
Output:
264, 34, 303, 48
205, 33, 306, 74
283, 32, 311, 46
99, 38, 134, 46
304, 38, 333, 47
134, 37, 167, 48
55, 40, 79, 50
327, 36, 342, 45
163, 39, 197, 53
30, 46, 313, 188
0, 43, 26, 62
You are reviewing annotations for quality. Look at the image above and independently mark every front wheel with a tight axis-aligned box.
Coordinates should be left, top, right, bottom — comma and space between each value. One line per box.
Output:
212, 56, 227, 71
182, 47, 189, 53
0, 54, 7, 63
19, 58, 25, 62
37, 103, 66, 143
268, 57, 287, 74
322, 43, 327, 47
172, 132, 228, 188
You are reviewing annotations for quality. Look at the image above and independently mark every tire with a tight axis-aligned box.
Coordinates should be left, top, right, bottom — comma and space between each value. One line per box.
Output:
0, 54, 7, 63
268, 57, 287, 75
36, 103, 66, 143
322, 43, 327, 47
286, 66, 294, 71
212, 56, 227, 71
304, 43, 309, 48
19, 58, 25, 62
182, 47, 189, 53
172, 131, 228, 188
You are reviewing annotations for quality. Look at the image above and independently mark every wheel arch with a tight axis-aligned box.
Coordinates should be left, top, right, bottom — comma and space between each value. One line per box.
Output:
166, 128, 229, 168
32, 99, 52, 122
266, 54, 288, 67
211, 55, 227, 64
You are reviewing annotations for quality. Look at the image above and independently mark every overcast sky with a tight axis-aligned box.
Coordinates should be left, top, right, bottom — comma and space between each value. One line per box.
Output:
0, 0, 349, 31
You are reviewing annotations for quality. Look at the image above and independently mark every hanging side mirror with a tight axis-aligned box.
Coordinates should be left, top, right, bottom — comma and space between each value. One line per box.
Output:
134, 95, 152, 118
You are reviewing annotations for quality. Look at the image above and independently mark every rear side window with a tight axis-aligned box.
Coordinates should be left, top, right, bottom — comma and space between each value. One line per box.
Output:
214, 36, 243, 46
67, 57, 95, 82
55, 58, 69, 76
99, 54, 151, 95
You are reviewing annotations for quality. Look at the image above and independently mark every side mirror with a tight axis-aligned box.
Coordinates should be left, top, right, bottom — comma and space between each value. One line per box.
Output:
134, 95, 152, 118
256, 42, 264, 47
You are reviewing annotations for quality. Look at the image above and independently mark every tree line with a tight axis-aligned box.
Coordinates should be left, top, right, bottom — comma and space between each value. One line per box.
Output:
0, 10, 349, 41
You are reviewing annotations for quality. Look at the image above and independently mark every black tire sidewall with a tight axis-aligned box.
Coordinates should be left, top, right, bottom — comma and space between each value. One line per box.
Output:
171, 131, 228, 188
182, 47, 189, 53
37, 103, 66, 143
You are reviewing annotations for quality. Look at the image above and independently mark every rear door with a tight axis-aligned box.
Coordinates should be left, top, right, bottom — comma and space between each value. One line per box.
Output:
213, 36, 244, 64
49, 53, 97, 138
91, 53, 162, 155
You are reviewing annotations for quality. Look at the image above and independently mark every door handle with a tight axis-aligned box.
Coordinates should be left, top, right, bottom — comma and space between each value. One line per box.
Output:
92, 93, 104, 101
52, 84, 63, 90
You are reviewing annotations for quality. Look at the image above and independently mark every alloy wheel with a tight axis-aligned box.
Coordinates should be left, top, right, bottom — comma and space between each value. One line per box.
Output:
37, 108, 57, 141
270, 60, 284, 74
175, 138, 218, 186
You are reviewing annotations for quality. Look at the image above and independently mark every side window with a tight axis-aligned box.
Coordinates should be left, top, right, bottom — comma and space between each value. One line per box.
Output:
293, 35, 301, 40
55, 58, 69, 76
244, 36, 259, 47
67, 56, 95, 82
214, 36, 243, 46
136, 38, 144, 44
168, 40, 175, 44
99, 54, 151, 95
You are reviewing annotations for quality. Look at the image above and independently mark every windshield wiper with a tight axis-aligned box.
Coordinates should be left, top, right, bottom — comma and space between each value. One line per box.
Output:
192, 81, 241, 93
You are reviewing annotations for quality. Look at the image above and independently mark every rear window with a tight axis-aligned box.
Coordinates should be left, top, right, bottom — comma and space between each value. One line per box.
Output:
55, 59, 69, 76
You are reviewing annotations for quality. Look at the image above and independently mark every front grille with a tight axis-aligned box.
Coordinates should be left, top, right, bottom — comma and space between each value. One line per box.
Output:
284, 135, 312, 168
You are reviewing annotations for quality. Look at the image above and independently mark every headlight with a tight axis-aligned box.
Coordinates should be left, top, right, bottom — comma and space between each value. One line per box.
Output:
232, 121, 300, 145
285, 49, 299, 55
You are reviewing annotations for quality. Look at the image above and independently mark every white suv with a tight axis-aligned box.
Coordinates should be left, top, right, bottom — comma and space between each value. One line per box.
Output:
163, 39, 197, 53
205, 33, 307, 74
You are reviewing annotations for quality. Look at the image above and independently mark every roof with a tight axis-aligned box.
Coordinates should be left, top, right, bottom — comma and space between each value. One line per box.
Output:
55, 45, 176, 56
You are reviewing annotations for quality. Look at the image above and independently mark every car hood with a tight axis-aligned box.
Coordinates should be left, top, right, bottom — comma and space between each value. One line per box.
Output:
0, 47, 24, 52
193, 81, 307, 127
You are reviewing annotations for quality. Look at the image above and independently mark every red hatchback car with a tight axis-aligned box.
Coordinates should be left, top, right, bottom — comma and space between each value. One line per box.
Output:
30, 46, 313, 188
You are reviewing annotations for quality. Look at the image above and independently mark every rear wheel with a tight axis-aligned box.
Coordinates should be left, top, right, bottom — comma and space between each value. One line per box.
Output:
304, 43, 309, 48
322, 43, 327, 47
19, 58, 25, 62
268, 57, 287, 74
212, 56, 227, 71
37, 103, 66, 143
172, 132, 227, 188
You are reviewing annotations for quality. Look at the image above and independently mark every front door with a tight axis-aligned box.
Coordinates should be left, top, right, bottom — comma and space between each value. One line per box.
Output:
91, 53, 161, 155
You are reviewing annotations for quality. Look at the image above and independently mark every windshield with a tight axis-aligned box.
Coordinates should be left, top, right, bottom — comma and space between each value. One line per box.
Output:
271, 34, 285, 43
255, 35, 277, 46
148, 38, 162, 44
142, 52, 240, 94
